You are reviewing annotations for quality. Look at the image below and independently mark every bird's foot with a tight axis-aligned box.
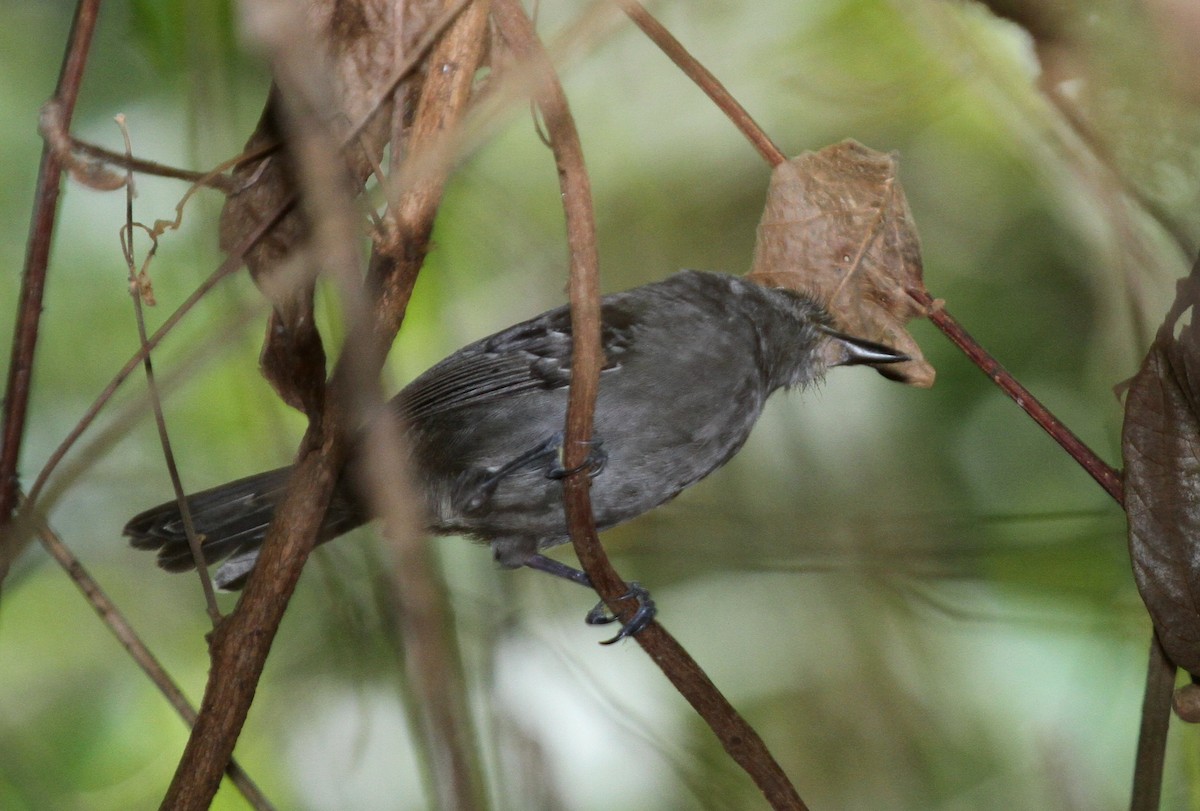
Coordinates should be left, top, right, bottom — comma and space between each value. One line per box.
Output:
585, 582, 656, 645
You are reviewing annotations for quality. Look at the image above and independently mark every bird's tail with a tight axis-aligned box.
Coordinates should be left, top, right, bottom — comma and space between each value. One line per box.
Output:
125, 467, 363, 590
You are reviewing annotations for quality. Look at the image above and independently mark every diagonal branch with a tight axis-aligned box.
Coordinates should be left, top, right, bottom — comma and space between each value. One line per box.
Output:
490, 3, 808, 809
614, 0, 785, 166
617, 0, 1123, 508
27, 501, 276, 810
159, 1, 489, 807
908, 287, 1124, 506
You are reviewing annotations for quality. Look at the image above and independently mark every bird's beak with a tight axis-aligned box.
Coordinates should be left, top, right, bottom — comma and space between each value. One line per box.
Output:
819, 326, 909, 367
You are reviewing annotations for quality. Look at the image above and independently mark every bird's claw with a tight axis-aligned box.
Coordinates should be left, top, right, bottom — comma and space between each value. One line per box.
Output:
585, 582, 656, 645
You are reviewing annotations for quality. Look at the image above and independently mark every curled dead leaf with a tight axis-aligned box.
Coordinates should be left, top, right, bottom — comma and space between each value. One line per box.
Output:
1124, 274, 1200, 678
220, 0, 438, 415
746, 139, 935, 388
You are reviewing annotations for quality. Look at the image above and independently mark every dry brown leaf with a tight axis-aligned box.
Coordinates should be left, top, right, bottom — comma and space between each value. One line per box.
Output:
1124, 273, 1200, 677
219, 0, 440, 414
746, 139, 935, 388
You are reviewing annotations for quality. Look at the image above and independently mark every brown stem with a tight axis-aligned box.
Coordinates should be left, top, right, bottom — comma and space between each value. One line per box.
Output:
615, 0, 786, 166
23, 200, 292, 511
488, 1, 609, 581
67, 136, 237, 191
909, 287, 1125, 506
117, 118, 222, 624
363, 3, 494, 808
159, 442, 348, 810
491, 3, 808, 809
0, 0, 102, 550
160, 1, 485, 806
1131, 633, 1174, 811
25, 502, 276, 810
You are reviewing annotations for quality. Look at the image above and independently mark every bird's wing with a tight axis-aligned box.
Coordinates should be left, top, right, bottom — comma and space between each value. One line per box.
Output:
397, 302, 635, 422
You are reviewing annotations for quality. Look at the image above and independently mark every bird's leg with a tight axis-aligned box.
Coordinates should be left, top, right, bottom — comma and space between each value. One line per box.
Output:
545, 437, 607, 480
457, 434, 564, 513
523, 553, 656, 644
523, 552, 592, 586
460, 434, 608, 515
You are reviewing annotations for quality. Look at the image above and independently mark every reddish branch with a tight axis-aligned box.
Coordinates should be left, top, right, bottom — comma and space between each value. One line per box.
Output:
1131, 634, 1174, 811
909, 287, 1125, 506
492, 3, 809, 809
30, 509, 275, 809
160, 445, 348, 809
490, 1, 612, 597
0, 0, 101, 547
158, 1, 490, 807
616, 1, 1123, 508
616, 0, 785, 166
615, 2, 1135, 804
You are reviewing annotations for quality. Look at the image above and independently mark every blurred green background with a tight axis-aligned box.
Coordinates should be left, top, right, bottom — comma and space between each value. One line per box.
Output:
1, 0, 1196, 808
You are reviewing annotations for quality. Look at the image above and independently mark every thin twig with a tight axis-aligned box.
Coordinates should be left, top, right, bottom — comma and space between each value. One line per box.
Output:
23, 198, 293, 510
24, 498, 276, 810
614, 0, 786, 166
116, 116, 222, 624
359, 3, 494, 809
68, 136, 237, 191
908, 287, 1125, 506
342, 0, 478, 155
490, 3, 808, 809
0, 0, 102, 557
617, 0, 1127, 512
158, 0, 479, 805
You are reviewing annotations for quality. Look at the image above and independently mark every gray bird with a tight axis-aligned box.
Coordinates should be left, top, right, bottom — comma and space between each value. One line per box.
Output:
126, 270, 906, 640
